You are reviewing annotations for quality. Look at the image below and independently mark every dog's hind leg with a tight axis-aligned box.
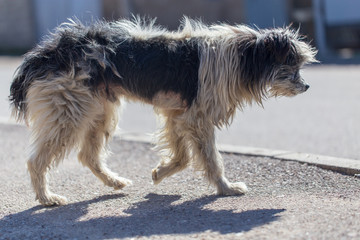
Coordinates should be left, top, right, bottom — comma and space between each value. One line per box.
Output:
27, 144, 68, 206
152, 110, 191, 184
26, 105, 83, 206
78, 101, 132, 190
187, 118, 248, 196
26, 78, 96, 206
25, 70, 110, 206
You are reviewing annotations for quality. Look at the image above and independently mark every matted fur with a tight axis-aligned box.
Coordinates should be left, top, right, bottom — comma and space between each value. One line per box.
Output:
9, 17, 317, 206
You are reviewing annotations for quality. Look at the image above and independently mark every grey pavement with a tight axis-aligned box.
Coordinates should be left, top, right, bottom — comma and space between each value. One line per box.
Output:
1, 57, 359, 160
1, 124, 360, 239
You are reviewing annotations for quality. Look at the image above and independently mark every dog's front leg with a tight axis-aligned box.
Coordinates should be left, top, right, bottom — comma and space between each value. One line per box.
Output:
152, 110, 190, 184
188, 119, 248, 195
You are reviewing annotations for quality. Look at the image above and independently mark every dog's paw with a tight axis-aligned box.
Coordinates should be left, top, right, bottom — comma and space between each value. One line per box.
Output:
111, 177, 132, 190
217, 181, 248, 196
37, 193, 68, 206
151, 168, 162, 185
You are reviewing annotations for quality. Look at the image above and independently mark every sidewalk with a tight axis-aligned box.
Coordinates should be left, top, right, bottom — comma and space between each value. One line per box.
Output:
1, 124, 359, 239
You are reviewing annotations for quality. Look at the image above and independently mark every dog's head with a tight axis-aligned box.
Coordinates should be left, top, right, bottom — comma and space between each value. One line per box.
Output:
238, 27, 317, 99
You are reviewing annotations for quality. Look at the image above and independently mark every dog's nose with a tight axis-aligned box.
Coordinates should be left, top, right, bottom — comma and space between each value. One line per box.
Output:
304, 84, 310, 91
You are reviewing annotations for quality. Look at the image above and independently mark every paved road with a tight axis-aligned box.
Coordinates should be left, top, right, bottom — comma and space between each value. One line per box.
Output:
1, 124, 359, 239
1, 57, 359, 159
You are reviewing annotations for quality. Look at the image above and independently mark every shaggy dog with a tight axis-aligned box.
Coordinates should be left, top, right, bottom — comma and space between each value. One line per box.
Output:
9, 17, 317, 206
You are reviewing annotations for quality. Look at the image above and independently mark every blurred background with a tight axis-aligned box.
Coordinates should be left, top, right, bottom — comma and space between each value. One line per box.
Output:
1, 0, 360, 62
0, 0, 359, 160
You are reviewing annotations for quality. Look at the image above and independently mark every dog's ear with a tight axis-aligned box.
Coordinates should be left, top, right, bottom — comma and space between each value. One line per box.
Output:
265, 32, 290, 62
237, 30, 297, 85
239, 30, 295, 67
261, 31, 293, 64
238, 31, 294, 76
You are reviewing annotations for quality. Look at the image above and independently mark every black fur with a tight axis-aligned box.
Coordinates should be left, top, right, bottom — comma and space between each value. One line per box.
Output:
106, 37, 200, 104
9, 21, 200, 114
9, 19, 316, 118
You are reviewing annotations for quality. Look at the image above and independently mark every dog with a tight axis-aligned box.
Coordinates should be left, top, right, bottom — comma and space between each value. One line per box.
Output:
9, 17, 317, 206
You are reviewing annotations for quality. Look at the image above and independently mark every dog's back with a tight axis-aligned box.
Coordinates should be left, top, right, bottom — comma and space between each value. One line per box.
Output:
10, 20, 202, 122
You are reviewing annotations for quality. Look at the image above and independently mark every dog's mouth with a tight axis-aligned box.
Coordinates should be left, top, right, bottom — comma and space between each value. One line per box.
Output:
269, 83, 310, 97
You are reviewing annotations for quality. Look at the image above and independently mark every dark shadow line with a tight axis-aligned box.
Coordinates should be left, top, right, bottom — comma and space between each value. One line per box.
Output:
1, 193, 285, 239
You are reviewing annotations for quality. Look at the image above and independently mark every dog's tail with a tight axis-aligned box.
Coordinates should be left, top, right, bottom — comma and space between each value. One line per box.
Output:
9, 51, 47, 122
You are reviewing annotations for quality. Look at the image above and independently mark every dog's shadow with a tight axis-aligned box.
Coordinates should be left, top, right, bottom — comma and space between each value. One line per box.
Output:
1, 193, 284, 239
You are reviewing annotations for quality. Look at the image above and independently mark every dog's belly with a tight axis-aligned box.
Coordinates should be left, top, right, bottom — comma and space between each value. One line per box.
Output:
152, 91, 187, 109
111, 85, 187, 110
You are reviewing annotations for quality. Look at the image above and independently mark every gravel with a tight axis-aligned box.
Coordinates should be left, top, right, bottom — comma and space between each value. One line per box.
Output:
1, 124, 359, 239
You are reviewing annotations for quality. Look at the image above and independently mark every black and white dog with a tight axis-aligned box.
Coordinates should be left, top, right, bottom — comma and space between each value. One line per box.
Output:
9, 17, 317, 206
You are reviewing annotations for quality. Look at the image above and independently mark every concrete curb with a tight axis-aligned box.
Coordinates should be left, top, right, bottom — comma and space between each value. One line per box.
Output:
116, 132, 360, 176
218, 144, 360, 176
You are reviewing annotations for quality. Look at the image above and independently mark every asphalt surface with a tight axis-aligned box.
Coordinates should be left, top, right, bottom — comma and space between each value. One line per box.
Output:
1, 124, 359, 239
1, 57, 360, 160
